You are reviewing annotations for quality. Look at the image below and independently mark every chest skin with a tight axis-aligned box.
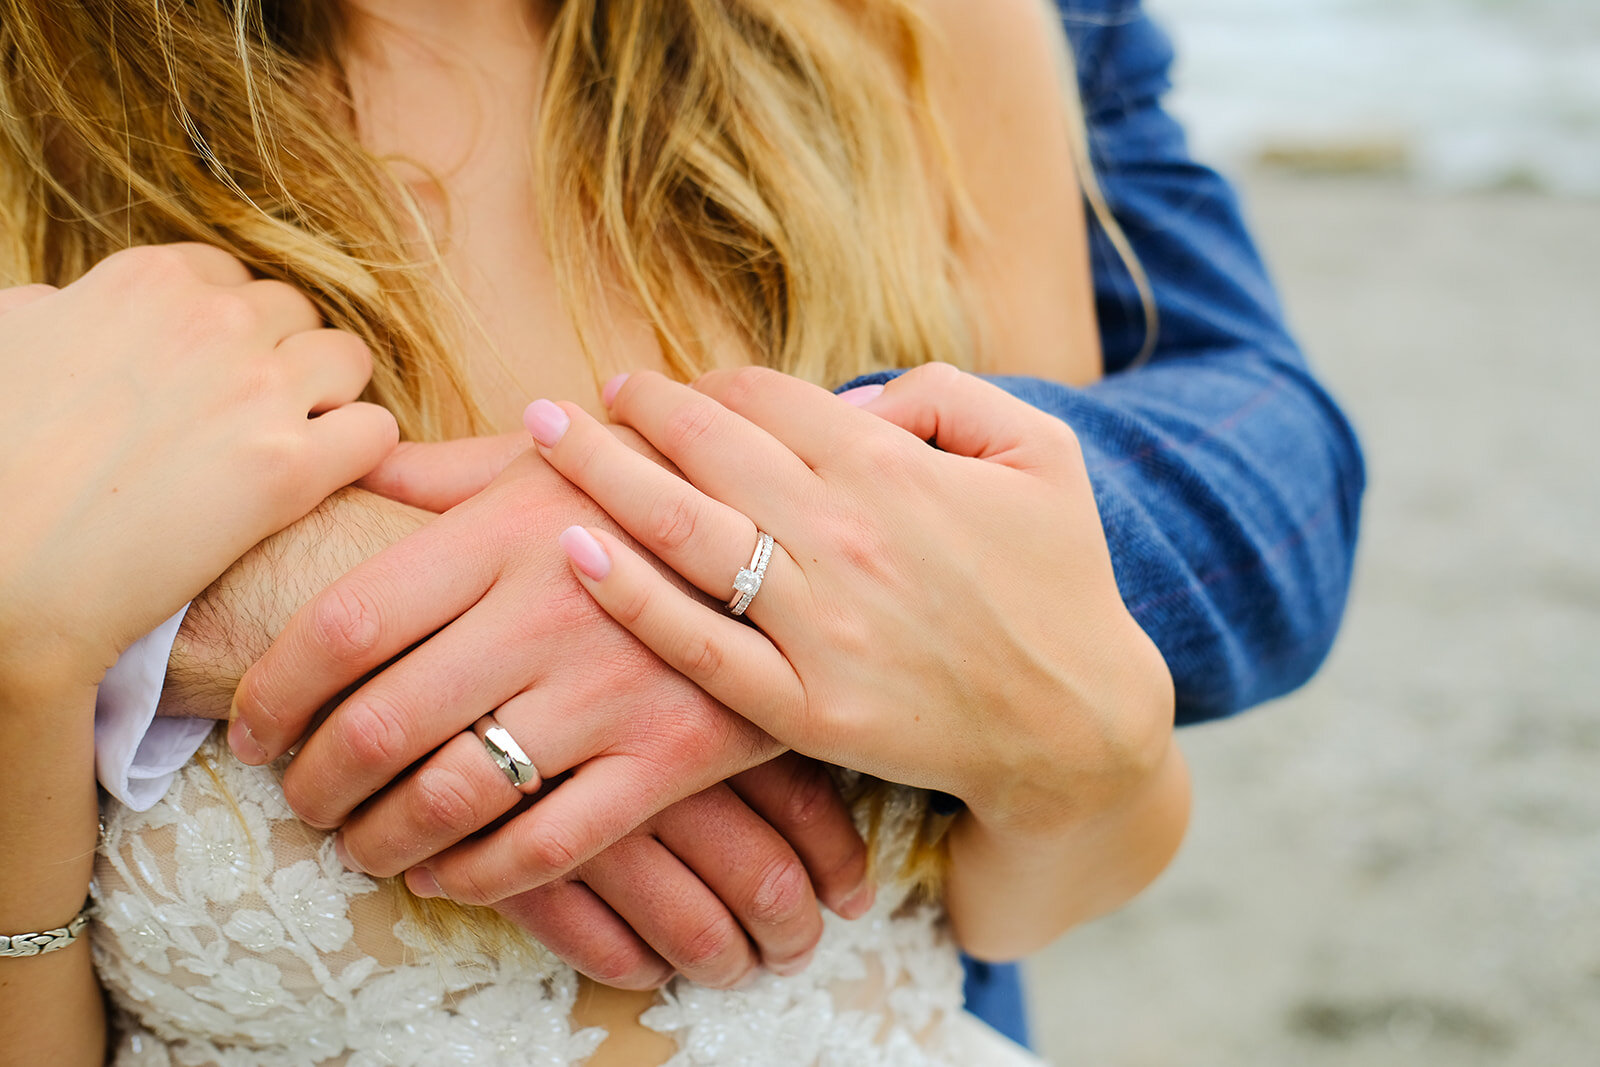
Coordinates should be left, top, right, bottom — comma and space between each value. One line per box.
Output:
346, 2, 675, 431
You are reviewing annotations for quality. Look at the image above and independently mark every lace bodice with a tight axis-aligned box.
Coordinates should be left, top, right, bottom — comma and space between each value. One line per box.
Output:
91, 733, 1041, 1066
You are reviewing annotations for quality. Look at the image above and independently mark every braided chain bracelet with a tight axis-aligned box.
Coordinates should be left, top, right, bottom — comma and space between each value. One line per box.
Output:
0, 907, 91, 958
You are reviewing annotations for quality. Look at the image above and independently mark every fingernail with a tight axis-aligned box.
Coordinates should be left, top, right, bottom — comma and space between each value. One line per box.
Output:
770, 947, 815, 977
601, 373, 630, 407
559, 525, 611, 581
523, 399, 569, 448
838, 881, 875, 920
228, 718, 268, 765
406, 867, 444, 899
838, 384, 884, 407
333, 835, 365, 874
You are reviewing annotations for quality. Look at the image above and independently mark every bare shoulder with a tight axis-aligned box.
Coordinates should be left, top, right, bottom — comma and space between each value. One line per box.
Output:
914, 0, 1068, 87
911, 0, 1075, 148
910, 0, 1102, 383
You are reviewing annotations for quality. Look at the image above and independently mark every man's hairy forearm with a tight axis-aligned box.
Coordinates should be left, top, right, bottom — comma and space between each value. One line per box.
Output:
158, 487, 430, 720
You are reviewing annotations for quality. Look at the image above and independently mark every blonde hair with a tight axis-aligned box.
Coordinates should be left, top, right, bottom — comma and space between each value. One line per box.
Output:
4, 0, 1141, 922
0, 0, 981, 439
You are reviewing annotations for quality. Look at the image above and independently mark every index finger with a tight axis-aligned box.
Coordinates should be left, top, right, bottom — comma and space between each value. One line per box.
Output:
407, 746, 760, 904
230, 513, 497, 763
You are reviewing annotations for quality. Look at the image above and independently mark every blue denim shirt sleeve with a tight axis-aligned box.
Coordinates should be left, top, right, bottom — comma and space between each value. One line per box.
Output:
843, 0, 1365, 726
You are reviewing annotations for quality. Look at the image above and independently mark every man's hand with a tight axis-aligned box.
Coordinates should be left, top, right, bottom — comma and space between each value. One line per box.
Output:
230, 444, 873, 939
158, 461, 870, 986
495, 754, 871, 989
158, 486, 431, 721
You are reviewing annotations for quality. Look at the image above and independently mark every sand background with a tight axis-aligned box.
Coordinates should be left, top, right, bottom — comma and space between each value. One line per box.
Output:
1025, 172, 1600, 1066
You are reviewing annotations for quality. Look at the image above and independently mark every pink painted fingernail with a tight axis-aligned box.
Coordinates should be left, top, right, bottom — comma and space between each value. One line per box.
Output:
602, 373, 630, 407
523, 399, 569, 447
559, 525, 612, 581
838, 880, 875, 920
228, 719, 268, 765
333, 835, 365, 874
838, 384, 885, 407
406, 868, 444, 899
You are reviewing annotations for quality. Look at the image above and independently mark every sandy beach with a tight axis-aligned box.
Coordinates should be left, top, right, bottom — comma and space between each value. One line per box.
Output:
1025, 173, 1600, 1066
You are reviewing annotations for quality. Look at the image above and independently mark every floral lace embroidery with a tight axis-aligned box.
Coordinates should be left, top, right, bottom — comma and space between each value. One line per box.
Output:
91, 734, 1026, 1066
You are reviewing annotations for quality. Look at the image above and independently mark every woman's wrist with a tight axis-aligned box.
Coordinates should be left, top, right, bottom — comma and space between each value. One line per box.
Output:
0, 680, 101, 933
943, 739, 1190, 957
957, 619, 1178, 841
0, 642, 104, 714
960, 730, 1182, 844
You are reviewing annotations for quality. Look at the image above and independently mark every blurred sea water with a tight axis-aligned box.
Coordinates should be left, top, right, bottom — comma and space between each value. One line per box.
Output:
1144, 0, 1600, 194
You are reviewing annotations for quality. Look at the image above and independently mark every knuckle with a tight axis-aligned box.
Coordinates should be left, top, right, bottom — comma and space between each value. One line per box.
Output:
97, 244, 194, 288
719, 365, 772, 410
609, 578, 656, 630
441, 864, 503, 907
336, 696, 410, 769
241, 427, 311, 492
816, 826, 868, 889
660, 397, 721, 456
675, 915, 745, 985
521, 822, 585, 882
644, 490, 699, 554
192, 289, 259, 339
680, 630, 726, 684
780, 762, 838, 832
1050, 417, 1084, 461
586, 943, 669, 990
856, 433, 920, 482
335, 330, 375, 375
746, 854, 811, 927
258, 277, 319, 318
410, 765, 487, 841
904, 360, 962, 390
337, 834, 384, 877
279, 771, 335, 828
309, 582, 386, 666
559, 423, 603, 477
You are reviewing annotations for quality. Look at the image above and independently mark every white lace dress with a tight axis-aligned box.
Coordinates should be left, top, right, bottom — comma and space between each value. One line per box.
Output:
90, 732, 1045, 1066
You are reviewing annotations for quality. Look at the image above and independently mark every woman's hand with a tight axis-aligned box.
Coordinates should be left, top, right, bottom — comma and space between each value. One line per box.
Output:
528, 363, 1175, 838
0, 244, 398, 692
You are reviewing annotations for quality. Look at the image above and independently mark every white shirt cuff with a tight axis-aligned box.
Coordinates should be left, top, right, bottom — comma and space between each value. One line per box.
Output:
94, 606, 214, 811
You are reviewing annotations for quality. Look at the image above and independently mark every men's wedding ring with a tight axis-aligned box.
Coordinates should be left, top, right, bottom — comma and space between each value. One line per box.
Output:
472, 715, 540, 792
727, 531, 775, 617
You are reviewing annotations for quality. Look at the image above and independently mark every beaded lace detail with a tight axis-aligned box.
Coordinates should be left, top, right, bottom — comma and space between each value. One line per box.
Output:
91, 733, 1038, 1066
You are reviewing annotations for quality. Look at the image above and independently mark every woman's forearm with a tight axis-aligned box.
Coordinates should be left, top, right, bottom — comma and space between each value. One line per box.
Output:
942, 739, 1190, 962
0, 675, 107, 1066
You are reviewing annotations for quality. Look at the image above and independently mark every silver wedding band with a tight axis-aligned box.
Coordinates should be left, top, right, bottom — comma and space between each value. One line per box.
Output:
472, 714, 540, 792
727, 531, 775, 617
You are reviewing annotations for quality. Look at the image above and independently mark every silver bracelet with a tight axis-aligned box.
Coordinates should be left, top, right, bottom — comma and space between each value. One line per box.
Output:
0, 903, 91, 958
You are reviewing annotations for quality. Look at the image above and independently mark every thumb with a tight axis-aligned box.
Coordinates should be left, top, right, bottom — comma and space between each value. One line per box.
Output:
357, 431, 532, 510
849, 363, 1078, 473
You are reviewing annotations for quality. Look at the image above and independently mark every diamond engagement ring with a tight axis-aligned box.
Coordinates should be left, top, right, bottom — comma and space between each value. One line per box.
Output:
471, 715, 540, 792
727, 531, 775, 616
